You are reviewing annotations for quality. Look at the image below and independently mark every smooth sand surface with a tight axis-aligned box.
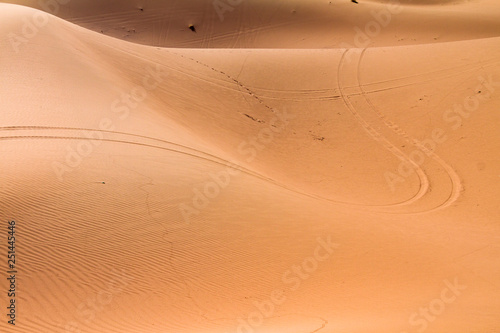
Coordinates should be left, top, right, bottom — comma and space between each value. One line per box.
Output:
1, 1, 499, 332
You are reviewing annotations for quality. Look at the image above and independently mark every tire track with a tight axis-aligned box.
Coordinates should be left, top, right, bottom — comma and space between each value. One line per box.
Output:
165, 49, 276, 113
0, 133, 276, 183
354, 56, 499, 94
90, 37, 272, 110
356, 48, 463, 213
337, 48, 431, 209
0, 125, 454, 213
0, 125, 233, 166
0, 130, 436, 212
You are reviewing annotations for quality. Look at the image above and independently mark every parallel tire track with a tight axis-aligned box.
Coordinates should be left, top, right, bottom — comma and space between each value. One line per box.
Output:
337, 49, 431, 210
356, 48, 463, 213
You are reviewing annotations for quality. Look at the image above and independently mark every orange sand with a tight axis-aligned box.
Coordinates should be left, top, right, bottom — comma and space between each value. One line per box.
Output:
1, 1, 499, 332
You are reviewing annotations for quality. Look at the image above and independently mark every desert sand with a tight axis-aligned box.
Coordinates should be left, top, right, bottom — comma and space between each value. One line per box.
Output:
0, 0, 499, 332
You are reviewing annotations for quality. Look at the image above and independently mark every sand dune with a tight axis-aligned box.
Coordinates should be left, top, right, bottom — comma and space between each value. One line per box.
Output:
1, 1, 500, 332
3, 0, 500, 48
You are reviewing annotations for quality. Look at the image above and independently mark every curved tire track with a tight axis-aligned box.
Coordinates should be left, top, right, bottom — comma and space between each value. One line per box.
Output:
337, 48, 431, 210
356, 48, 463, 213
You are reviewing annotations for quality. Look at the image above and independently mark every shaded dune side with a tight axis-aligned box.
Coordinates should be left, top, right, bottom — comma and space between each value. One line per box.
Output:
366, 0, 470, 4
1, 0, 500, 48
